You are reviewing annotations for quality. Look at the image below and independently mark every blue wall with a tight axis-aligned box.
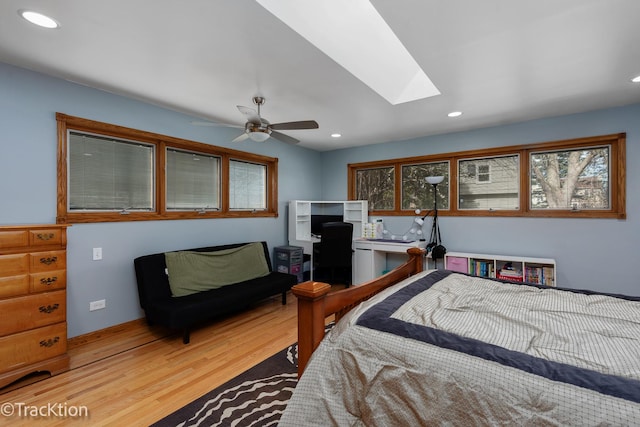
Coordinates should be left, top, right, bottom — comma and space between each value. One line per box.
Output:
322, 104, 640, 296
1, 61, 639, 337
0, 62, 323, 337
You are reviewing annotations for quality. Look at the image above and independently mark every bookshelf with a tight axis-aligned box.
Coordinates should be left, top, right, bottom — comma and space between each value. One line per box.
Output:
288, 200, 368, 243
444, 251, 556, 286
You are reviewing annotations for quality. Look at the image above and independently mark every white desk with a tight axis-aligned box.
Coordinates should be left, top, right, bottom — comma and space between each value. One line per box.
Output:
353, 239, 428, 285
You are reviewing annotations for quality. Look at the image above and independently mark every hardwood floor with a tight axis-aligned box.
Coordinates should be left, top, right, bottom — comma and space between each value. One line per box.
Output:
1, 291, 301, 426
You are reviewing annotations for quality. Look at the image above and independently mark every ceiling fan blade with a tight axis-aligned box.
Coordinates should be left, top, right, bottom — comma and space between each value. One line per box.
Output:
190, 120, 218, 126
190, 120, 243, 129
270, 120, 319, 130
237, 105, 261, 124
232, 132, 250, 143
270, 131, 299, 145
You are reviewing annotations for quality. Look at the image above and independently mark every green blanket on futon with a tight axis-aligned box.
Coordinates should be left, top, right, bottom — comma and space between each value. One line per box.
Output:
165, 242, 270, 297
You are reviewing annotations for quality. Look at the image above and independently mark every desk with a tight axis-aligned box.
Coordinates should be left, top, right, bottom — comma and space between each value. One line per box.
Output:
353, 239, 428, 285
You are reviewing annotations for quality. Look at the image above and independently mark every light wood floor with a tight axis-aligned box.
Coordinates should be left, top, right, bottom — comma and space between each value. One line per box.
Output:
1, 291, 302, 426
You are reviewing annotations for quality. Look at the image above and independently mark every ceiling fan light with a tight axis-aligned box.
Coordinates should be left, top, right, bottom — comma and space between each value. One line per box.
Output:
249, 131, 270, 142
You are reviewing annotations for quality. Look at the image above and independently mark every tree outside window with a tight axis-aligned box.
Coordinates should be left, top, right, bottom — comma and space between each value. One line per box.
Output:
348, 133, 624, 219
355, 166, 395, 210
401, 162, 449, 211
530, 146, 609, 210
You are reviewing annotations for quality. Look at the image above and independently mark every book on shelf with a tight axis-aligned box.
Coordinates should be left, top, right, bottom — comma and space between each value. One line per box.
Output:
497, 263, 523, 281
471, 260, 495, 278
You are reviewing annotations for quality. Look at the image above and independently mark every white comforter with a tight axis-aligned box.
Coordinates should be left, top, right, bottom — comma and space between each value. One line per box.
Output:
280, 270, 640, 426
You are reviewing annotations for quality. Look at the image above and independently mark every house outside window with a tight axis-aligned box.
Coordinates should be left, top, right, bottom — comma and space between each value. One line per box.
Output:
348, 133, 625, 219
458, 156, 519, 210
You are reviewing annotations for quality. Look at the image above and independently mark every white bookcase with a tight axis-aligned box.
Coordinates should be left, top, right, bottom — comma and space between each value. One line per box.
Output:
444, 251, 556, 286
288, 200, 368, 244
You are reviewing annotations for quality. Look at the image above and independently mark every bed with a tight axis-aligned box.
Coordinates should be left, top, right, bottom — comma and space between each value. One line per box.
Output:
281, 248, 640, 426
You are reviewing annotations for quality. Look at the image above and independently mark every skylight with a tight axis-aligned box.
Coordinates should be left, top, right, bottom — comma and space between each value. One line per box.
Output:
255, 0, 440, 105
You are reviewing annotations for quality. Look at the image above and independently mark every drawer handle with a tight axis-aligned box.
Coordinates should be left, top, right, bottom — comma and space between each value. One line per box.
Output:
39, 304, 60, 314
39, 337, 60, 348
37, 233, 55, 241
40, 276, 58, 286
40, 256, 58, 265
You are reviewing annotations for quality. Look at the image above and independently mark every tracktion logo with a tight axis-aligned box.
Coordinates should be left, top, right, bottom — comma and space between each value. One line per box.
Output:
1, 401, 89, 419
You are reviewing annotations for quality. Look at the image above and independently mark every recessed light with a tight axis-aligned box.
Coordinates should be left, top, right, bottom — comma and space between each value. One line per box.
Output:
632, 75, 640, 83
448, 111, 463, 118
331, 133, 342, 138
19, 10, 60, 29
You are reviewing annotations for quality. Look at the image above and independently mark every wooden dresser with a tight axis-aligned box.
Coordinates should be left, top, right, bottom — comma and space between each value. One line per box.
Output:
0, 224, 70, 389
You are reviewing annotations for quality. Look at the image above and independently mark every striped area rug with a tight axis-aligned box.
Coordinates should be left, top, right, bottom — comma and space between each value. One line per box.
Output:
152, 343, 298, 427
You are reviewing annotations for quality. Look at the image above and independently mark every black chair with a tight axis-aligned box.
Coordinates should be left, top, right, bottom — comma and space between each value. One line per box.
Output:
313, 222, 354, 287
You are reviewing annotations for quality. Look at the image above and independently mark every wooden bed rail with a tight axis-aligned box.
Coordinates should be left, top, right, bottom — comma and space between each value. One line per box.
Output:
292, 247, 427, 377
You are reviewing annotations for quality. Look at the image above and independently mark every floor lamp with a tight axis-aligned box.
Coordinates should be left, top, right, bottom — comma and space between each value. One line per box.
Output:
425, 176, 445, 260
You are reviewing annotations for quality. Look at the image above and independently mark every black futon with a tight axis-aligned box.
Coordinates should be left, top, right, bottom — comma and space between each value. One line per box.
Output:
134, 241, 297, 343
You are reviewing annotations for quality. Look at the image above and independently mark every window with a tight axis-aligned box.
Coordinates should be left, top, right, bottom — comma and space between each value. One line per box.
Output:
69, 132, 154, 212
57, 113, 278, 223
355, 166, 395, 211
401, 161, 449, 211
458, 155, 519, 210
166, 148, 220, 211
530, 146, 609, 210
348, 133, 625, 219
229, 160, 266, 210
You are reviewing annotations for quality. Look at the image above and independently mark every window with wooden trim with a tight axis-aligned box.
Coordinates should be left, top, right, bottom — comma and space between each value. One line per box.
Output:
57, 113, 278, 223
166, 148, 220, 212
458, 155, 519, 211
401, 161, 449, 211
355, 166, 395, 211
529, 145, 610, 211
229, 160, 267, 211
68, 132, 155, 212
348, 133, 625, 219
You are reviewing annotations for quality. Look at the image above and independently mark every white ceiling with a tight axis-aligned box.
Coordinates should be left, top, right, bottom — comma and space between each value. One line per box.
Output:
1, 0, 639, 151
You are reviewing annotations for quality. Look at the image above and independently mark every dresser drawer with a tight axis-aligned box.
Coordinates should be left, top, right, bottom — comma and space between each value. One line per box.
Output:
0, 253, 29, 277
0, 291, 66, 336
30, 270, 66, 293
0, 275, 29, 298
0, 322, 67, 374
30, 250, 66, 272
0, 230, 29, 250
29, 229, 63, 247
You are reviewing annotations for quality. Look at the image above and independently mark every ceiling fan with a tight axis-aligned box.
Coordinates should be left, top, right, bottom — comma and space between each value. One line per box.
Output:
194, 97, 319, 145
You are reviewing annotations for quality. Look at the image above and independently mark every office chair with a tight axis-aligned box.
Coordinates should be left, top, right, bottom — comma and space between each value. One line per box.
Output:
313, 222, 354, 287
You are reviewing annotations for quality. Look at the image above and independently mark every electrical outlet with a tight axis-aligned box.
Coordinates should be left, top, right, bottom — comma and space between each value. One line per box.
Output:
92, 247, 102, 261
89, 299, 106, 311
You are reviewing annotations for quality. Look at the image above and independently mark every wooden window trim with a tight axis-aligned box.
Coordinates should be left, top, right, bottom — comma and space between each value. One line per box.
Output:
348, 133, 625, 219
56, 113, 278, 223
